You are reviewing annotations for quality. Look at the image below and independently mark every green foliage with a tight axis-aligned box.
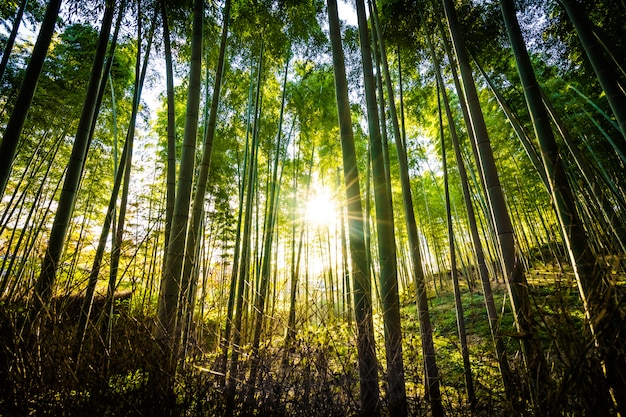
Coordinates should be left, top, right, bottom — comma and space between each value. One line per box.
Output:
541, 0, 626, 75
0, 0, 46, 25
288, 61, 342, 177
1, 0, 625, 415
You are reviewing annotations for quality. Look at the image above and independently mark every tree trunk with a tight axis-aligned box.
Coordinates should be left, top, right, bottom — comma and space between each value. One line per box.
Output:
219, 63, 257, 387
354, 1, 407, 414
371, 4, 444, 415
72, 0, 127, 351
0, 0, 28, 83
283, 146, 310, 355
226, 44, 264, 409
33, 0, 115, 309
437, 80, 476, 408
248, 53, 289, 392
441, 0, 551, 412
0, 0, 62, 198
157, 0, 203, 358
338, 170, 353, 324
178, 0, 231, 352
427, 33, 519, 409
327, 0, 380, 413
161, 0, 177, 279
501, 0, 626, 412
558, 0, 626, 143
107, 5, 156, 327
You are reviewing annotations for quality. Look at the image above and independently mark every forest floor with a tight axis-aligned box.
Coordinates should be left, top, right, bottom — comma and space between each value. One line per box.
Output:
0, 260, 623, 416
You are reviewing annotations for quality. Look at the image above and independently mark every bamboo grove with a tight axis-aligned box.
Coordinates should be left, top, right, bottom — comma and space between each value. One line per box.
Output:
0, 0, 625, 415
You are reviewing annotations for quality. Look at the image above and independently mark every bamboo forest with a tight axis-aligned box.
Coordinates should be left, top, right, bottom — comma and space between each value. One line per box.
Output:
1, 0, 625, 415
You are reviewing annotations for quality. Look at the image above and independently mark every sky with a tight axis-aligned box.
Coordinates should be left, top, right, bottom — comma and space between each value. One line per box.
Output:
338, 0, 358, 26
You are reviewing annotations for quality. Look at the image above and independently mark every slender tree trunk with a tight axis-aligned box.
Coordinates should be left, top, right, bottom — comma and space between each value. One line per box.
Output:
33, 0, 115, 309
427, 31, 518, 410
0, 0, 62, 198
338, 170, 352, 324
248, 53, 290, 392
437, 81, 476, 408
441, 0, 551, 412
431, 0, 503, 270
156, 0, 203, 364
354, 1, 407, 414
370, 21, 393, 204
75, 135, 129, 360
178, 0, 231, 346
72, 0, 127, 349
227, 44, 264, 410
327, 0, 380, 413
284, 147, 313, 356
219, 64, 256, 387
107, 5, 156, 323
364, 149, 376, 294
0, 0, 28, 82
371, 5, 444, 415
284, 159, 300, 351
558, 0, 626, 143
501, 1, 626, 412
324, 224, 336, 319
161, 0, 177, 277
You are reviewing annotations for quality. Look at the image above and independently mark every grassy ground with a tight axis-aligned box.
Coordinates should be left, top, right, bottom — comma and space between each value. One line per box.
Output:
0, 262, 622, 415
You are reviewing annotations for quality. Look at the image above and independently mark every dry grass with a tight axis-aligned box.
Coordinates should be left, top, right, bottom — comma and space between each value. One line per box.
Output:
0, 261, 624, 416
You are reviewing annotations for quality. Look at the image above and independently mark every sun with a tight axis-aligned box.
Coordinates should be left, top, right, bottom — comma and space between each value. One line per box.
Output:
305, 188, 338, 228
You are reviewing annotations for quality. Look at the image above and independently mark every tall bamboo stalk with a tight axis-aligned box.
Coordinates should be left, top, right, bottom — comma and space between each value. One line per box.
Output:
558, 0, 626, 143
0, 0, 63, 198
227, 43, 264, 409
248, 53, 290, 392
501, 1, 626, 411
354, 0, 407, 413
327, 0, 380, 412
441, 0, 551, 411
161, 0, 177, 278
34, 0, 116, 309
156, 0, 204, 374
178, 0, 232, 351
437, 79, 476, 408
0, 0, 28, 83
371, 2, 443, 414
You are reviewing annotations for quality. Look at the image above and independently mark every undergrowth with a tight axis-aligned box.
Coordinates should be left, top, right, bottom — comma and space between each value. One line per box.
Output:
0, 263, 623, 416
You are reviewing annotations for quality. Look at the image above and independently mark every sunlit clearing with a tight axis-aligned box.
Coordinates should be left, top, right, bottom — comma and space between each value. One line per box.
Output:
305, 188, 337, 228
